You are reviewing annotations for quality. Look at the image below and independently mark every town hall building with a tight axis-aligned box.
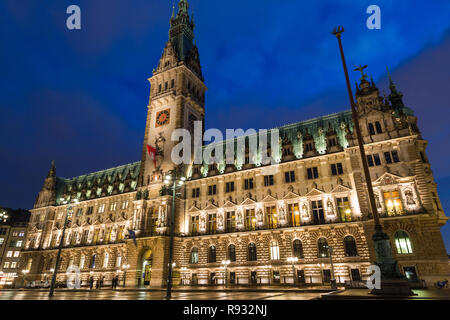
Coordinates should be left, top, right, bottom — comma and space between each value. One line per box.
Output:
20, 0, 449, 289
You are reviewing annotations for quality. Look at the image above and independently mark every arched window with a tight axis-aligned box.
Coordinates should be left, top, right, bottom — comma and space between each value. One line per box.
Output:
208, 246, 216, 263
228, 244, 236, 262
90, 254, 96, 269
317, 238, 329, 258
344, 236, 358, 257
116, 253, 122, 267
269, 240, 280, 260
375, 121, 382, 134
248, 243, 257, 261
293, 239, 304, 259
191, 247, 199, 264
394, 230, 413, 254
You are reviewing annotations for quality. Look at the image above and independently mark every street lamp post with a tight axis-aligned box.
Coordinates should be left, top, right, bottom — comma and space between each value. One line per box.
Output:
49, 198, 78, 298
164, 169, 186, 300
122, 264, 130, 288
221, 260, 230, 287
287, 257, 298, 286
332, 27, 413, 296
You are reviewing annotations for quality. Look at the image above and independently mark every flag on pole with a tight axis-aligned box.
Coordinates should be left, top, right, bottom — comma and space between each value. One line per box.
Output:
127, 229, 137, 246
146, 144, 157, 168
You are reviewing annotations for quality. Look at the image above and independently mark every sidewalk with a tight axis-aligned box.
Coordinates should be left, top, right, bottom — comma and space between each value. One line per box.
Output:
320, 288, 450, 300
2, 285, 335, 293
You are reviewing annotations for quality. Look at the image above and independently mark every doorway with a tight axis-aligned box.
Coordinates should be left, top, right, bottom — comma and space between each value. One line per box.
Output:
140, 250, 152, 287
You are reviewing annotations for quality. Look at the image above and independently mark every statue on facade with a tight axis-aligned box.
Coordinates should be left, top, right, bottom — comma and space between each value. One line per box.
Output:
327, 199, 335, 215
199, 215, 206, 230
256, 208, 264, 224
217, 212, 224, 229
404, 189, 416, 206
158, 205, 167, 227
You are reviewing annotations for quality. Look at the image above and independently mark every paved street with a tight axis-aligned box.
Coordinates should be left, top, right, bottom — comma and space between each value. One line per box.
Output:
0, 289, 324, 300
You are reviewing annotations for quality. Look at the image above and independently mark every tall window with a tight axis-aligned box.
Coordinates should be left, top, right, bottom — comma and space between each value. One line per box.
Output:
225, 211, 236, 233
344, 236, 358, 256
331, 163, 344, 176
288, 203, 300, 227
269, 241, 280, 260
90, 254, 96, 269
225, 182, 235, 193
191, 188, 200, 198
208, 185, 217, 195
266, 206, 277, 229
264, 175, 274, 186
190, 216, 199, 235
375, 121, 382, 134
293, 239, 304, 259
248, 243, 257, 261
384, 151, 400, 164
317, 238, 329, 258
307, 167, 319, 179
245, 209, 256, 231
368, 123, 375, 135
208, 246, 216, 263
285, 171, 295, 183
394, 230, 413, 254
367, 154, 381, 167
228, 244, 236, 262
191, 247, 199, 264
311, 200, 325, 224
336, 197, 351, 222
207, 214, 217, 235
384, 191, 404, 216
244, 178, 254, 190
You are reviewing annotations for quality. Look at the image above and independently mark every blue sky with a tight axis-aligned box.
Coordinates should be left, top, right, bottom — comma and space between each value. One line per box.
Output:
0, 0, 449, 250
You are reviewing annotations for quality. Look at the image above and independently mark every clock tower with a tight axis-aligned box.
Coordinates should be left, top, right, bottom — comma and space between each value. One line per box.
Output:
138, 0, 206, 187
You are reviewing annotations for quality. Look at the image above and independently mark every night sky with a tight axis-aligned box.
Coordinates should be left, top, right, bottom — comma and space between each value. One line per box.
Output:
1, 1, 449, 250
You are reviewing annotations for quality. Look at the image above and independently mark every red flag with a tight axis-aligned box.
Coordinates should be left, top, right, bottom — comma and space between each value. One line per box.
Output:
146, 144, 157, 168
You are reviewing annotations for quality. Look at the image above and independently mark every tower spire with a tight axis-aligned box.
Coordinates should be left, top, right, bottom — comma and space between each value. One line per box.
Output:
386, 66, 405, 110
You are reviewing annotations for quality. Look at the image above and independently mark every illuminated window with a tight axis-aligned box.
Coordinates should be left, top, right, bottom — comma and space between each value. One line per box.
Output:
270, 241, 280, 260
10, 262, 17, 268
79, 255, 85, 269
6, 251, 12, 257
394, 230, 413, 254
288, 203, 301, 227
98, 204, 105, 213
245, 209, 256, 231
208, 214, 217, 235
190, 216, 199, 235
225, 211, 236, 233
344, 236, 358, 256
248, 243, 257, 261
317, 238, 329, 258
16, 240, 23, 247
13, 251, 20, 258
191, 247, 199, 264
293, 239, 304, 259
266, 206, 277, 229
90, 254, 96, 269
208, 246, 216, 263
0, 238, 4, 245
384, 191, 404, 216
336, 197, 352, 222
228, 244, 236, 262
3, 262, 10, 268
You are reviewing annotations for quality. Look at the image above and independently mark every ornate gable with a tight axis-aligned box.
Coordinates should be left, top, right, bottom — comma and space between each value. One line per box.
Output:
240, 198, 257, 206
260, 194, 277, 203
374, 172, 401, 186
203, 203, 218, 211
306, 188, 324, 197
330, 184, 352, 193
282, 191, 300, 200
222, 200, 236, 209
188, 204, 201, 213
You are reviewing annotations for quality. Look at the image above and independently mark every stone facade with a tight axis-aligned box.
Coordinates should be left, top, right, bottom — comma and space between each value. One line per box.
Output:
19, 0, 449, 289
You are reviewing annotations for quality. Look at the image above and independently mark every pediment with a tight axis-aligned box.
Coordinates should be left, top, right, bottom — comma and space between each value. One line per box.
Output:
203, 203, 218, 211
330, 184, 352, 193
240, 197, 257, 206
305, 188, 324, 197
260, 194, 277, 203
222, 200, 236, 209
374, 172, 401, 186
282, 191, 300, 200
188, 205, 201, 213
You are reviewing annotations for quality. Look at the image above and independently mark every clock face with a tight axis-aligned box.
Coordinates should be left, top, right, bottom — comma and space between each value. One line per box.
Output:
155, 109, 170, 127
